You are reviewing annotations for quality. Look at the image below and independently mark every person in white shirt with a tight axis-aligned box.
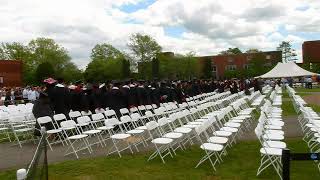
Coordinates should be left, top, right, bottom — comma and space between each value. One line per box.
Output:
22, 88, 28, 100
28, 88, 37, 102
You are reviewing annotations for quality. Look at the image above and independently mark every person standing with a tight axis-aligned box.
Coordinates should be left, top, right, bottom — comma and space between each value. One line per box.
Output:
32, 92, 54, 136
108, 81, 125, 117
52, 79, 71, 116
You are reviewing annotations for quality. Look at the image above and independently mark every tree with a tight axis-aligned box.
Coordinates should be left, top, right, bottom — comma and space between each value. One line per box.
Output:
60, 62, 83, 83
0, 38, 82, 84
245, 48, 261, 54
219, 47, 242, 55
28, 38, 71, 73
0, 42, 34, 83
35, 62, 55, 84
90, 43, 124, 61
276, 41, 297, 62
201, 58, 213, 78
128, 33, 162, 62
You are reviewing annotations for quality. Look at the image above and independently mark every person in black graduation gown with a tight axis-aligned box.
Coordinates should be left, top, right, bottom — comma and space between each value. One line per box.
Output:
175, 82, 185, 103
91, 84, 105, 112
169, 83, 178, 102
69, 84, 83, 111
80, 85, 95, 114
159, 81, 173, 103
136, 80, 148, 105
150, 82, 160, 105
32, 92, 54, 136
51, 79, 71, 116
108, 81, 125, 117
128, 83, 138, 108
121, 82, 130, 108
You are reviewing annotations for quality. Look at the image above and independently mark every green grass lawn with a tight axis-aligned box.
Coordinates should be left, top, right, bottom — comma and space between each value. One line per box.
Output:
281, 93, 297, 116
294, 87, 320, 93
0, 139, 319, 180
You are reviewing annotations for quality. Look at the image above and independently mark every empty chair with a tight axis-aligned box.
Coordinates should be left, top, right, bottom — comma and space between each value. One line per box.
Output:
37, 116, 64, 150
104, 110, 118, 119
77, 116, 105, 147
8, 116, 34, 148
81, 110, 92, 116
105, 118, 133, 158
53, 114, 67, 128
69, 111, 81, 121
60, 120, 91, 159
146, 121, 173, 163
120, 108, 130, 116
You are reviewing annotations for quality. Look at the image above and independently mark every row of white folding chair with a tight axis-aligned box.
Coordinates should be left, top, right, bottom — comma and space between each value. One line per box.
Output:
297, 107, 320, 171
0, 112, 12, 142
255, 106, 284, 179
7, 115, 35, 148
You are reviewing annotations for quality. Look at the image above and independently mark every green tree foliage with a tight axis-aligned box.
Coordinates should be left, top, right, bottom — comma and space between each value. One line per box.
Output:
85, 58, 130, 82
128, 33, 162, 62
277, 41, 297, 62
156, 52, 201, 80
245, 48, 261, 53
35, 62, 55, 84
248, 53, 275, 77
60, 62, 83, 83
28, 38, 72, 73
90, 43, 124, 61
0, 38, 82, 84
219, 47, 242, 55
85, 44, 130, 82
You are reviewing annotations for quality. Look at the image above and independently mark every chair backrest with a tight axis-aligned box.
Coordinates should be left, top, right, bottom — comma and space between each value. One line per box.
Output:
81, 110, 92, 116
130, 113, 141, 121
77, 116, 91, 125
120, 115, 131, 123
9, 116, 25, 123
146, 121, 158, 130
53, 114, 66, 121
105, 110, 116, 117
138, 105, 146, 111
61, 120, 77, 128
105, 118, 120, 127
91, 113, 104, 121
130, 107, 138, 113
194, 123, 206, 135
69, 111, 81, 118
120, 108, 129, 115
145, 110, 153, 117
37, 116, 52, 124
157, 117, 169, 127
145, 105, 153, 110
151, 104, 158, 109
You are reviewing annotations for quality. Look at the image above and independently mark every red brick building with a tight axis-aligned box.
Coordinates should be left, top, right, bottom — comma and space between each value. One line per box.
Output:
0, 60, 23, 87
303, 40, 320, 63
199, 51, 282, 79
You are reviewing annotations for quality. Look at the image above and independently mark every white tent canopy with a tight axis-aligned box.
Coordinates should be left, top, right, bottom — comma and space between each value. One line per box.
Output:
257, 62, 318, 78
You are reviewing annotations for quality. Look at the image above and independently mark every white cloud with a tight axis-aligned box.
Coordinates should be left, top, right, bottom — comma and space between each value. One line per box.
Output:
0, 0, 319, 69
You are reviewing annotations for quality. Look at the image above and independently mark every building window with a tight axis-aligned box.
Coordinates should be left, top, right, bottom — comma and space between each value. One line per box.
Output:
212, 66, 217, 72
228, 57, 234, 63
266, 55, 271, 59
246, 55, 252, 61
243, 64, 250, 70
226, 65, 237, 71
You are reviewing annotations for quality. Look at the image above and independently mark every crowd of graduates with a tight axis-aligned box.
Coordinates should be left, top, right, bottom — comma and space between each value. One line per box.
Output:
34, 77, 262, 117
1, 77, 265, 121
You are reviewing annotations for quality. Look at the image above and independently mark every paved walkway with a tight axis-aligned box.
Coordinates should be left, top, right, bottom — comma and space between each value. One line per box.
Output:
0, 115, 303, 171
